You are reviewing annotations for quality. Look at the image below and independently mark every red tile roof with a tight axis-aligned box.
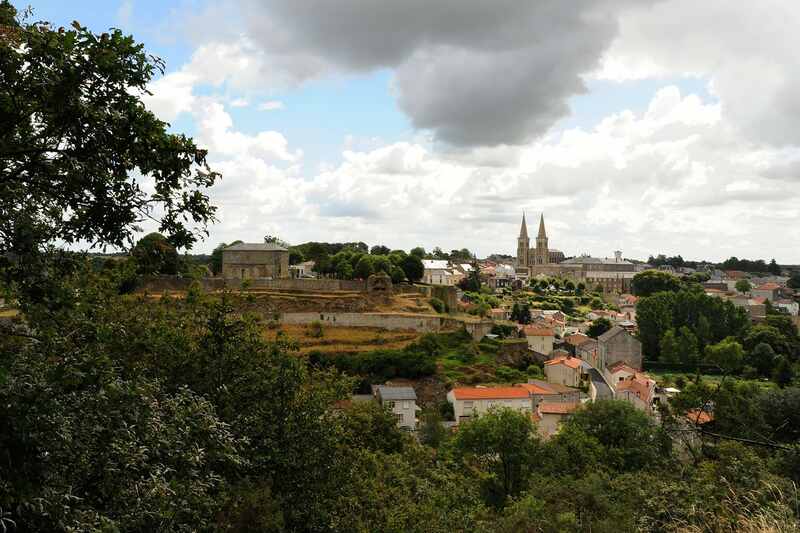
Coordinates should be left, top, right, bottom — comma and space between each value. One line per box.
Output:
685, 409, 713, 425
565, 333, 592, 346
518, 382, 556, 395
608, 361, 638, 374
451, 387, 531, 400
616, 374, 655, 401
538, 402, 581, 415
544, 355, 582, 369
523, 325, 555, 337
756, 282, 781, 291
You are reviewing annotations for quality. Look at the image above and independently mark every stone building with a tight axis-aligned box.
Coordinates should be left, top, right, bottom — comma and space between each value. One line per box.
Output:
221, 242, 289, 279
597, 325, 642, 371
516, 213, 564, 272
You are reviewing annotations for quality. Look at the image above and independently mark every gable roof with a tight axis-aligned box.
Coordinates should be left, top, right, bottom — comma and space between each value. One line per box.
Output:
598, 325, 627, 343
225, 242, 288, 252
608, 361, 637, 375
538, 402, 581, 415
523, 325, 554, 337
544, 355, 582, 369
376, 385, 417, 401
755, 282, 781, 291
518, 382, 556, 395
451, 387, 531, 400
565, 333, 591, 346
422, 259, 450, 270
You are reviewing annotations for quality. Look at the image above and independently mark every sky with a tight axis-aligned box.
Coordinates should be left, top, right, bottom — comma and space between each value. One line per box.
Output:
18, 0, 800, 262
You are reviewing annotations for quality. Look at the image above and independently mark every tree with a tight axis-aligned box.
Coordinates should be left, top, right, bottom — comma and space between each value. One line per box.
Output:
210, 243, 228, 275
264, 235, 290, 247
631, 270, 682, 297
452, 407, 539, 506
510, 302, 531, 324
789, 272, 800, 290
288, 248, 305, 265
354, 255, 374, 279
735, 279, 752, 294
586, 317, 612, 338
370, 245, 390, 255
372, 255, 393, 275
400, 254, 424, 282
0, 12, 217, 271
773, 357, 795, 388
562, 400, 670, 472
768, 258, 781, 275
131, 232, 179, 275
418, 409, 448, 448
410, 246, 426, 259
704, 337, 744, 373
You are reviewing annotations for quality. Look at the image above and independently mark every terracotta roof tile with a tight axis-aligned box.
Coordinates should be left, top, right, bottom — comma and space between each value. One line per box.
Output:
451, 387, 531, 400
538, 402, 581, 415
544, 355, 582, 369
523, 325, 555, 337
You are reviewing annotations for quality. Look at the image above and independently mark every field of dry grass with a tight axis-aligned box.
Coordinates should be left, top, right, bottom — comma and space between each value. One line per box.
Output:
263, 323, 420, 354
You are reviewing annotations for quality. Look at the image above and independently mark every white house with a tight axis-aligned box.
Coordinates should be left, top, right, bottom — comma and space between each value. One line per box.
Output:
375, 386, 420, 430
775, 299, 799, 316
447, 387, 532, 424
422, 260, 457, 286
522, 325, 555, 355
543, 355, 583, 387
615, 373, 656, 414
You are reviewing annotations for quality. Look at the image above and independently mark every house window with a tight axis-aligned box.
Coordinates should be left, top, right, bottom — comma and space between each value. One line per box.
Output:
393, 413, 403, 423
463, 401, 473, 413
402, 400, 410, 409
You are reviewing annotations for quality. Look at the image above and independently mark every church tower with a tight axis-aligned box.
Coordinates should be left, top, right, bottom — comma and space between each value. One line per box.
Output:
517, 213, 530, 268
534, 213, 549, 264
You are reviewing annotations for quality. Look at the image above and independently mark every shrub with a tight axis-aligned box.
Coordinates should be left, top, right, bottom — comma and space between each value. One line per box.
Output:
307, 320, 324, 338
430, 297, 446, 313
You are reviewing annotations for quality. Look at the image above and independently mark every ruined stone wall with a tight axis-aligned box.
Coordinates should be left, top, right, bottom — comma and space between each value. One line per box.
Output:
138, 276, 367, 293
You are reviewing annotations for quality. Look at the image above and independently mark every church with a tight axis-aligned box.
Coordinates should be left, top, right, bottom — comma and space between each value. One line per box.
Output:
515, 213, 565, 274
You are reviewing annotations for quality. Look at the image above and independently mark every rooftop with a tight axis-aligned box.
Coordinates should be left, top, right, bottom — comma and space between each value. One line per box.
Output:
451, 387, 530, 400
523, 325, 555, 337
225, 242, 288, 252
538, 402, 581, 415
376, 385, 417, 401
422, 259, 450, 270
544, 355, 583, 370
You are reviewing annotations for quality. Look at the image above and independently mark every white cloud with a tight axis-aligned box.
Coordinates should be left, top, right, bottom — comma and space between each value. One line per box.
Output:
229, 98, 249, 108
258, 100, 284, 111
183, 84, 799, 262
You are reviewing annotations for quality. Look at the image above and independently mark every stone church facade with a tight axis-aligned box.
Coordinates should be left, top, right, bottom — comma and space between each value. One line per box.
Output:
516, 213, 565, 273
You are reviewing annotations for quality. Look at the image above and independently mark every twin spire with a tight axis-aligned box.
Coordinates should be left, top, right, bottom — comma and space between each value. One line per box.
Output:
519, 212, 547, 240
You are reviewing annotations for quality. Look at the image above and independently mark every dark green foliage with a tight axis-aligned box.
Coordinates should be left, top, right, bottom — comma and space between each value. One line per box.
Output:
131, 232, 179, 275
309, 347, 437, 381
586, 317, 612, 338
400, 254, 424, 281
631, 270, 682, 296
720, 256, 770, 273
0, 15, 217, 261
430, 297, 446, 313
510, 302, 532, 324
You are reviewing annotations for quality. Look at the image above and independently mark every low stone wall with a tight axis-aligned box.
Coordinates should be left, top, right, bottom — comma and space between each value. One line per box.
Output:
139, 276, 367, 293
279, 311, 493, 340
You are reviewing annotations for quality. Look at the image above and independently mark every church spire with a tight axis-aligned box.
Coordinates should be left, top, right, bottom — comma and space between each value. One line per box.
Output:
519, 212, 528, 239
537, 213, 547, 239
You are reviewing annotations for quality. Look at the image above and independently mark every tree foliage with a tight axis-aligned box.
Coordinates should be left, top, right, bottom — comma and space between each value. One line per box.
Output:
631, 270, 682, 297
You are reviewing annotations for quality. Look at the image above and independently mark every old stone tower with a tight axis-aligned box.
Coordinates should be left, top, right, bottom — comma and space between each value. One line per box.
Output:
533, 214, 549, 265
516, 212, 530, 268
517, 213, 563, 272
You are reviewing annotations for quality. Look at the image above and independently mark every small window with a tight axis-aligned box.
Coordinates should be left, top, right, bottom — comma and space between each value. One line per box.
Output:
403, 400, 410, 409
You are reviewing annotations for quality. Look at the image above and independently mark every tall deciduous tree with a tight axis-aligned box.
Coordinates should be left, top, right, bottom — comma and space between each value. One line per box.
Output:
0, 9, 217, 266
631, 270, 682, 297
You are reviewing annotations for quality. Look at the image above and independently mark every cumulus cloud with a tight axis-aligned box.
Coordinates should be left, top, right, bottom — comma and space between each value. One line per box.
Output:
258, 100, 284, 111
185, 85, 799, 262
179, 0, 652, 147
597, 0, 800, 147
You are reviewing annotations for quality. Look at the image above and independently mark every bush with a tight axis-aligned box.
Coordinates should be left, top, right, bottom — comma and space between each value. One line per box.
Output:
430, 297, 446, 313
307, 320, 324, 338
495, 365, 527, 383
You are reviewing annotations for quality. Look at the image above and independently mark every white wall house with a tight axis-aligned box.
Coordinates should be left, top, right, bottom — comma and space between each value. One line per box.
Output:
447, 387, 532, 424
375, 386, 420, 430
543, 356, 583, 387
422, 260, 457, 286
523, 326, 555, 355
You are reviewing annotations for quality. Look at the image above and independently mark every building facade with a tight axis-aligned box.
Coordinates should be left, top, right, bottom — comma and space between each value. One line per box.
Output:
516, 213, 565, 272
222, 242, 290, 279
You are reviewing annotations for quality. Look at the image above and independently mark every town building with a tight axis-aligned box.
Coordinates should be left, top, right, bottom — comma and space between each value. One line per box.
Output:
421, 259, 457, 286
516, 213, 565, 273
447, 387, 532, 424
522, 325, 555, 355
375, 386, 420, 430
544, 355, 584, 387
597, 325, 643, 371
532, 402, 582, 439
222, 242, 289, 280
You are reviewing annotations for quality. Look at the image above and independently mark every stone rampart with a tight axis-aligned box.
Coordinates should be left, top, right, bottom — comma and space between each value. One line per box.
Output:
139, 276, 367, 293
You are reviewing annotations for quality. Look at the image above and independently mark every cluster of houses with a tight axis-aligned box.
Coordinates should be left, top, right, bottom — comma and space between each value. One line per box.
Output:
701, 272, 798, 322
